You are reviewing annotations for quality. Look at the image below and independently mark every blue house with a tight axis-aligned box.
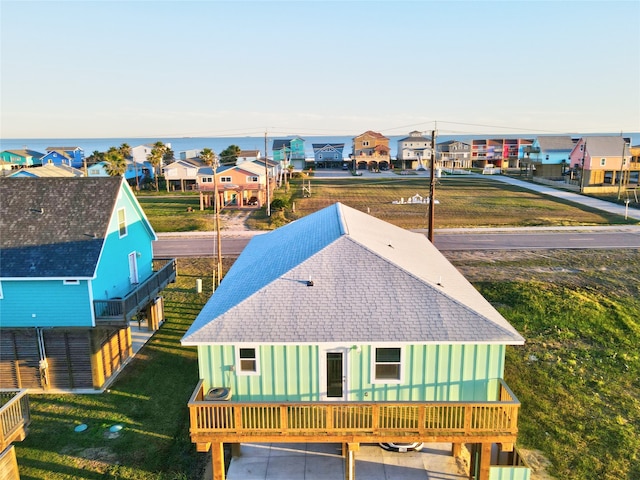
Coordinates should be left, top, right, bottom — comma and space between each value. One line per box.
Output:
0, 177, 176, 392
312, 143, 345, 169
42, 146, 85, 169
527, 136, 576, 177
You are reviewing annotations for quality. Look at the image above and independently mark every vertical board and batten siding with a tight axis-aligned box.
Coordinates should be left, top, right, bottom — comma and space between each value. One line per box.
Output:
0, 280, 92, 328
91, 186, 154, 302
489, 467, 531, 480
198, 345, 320, 401
198, 343, 505, 402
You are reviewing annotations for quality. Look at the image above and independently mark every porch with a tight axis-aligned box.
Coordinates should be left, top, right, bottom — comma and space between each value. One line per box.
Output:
188, 379, 521, 480
0, 389, 30, 452
93, 258, 177, 326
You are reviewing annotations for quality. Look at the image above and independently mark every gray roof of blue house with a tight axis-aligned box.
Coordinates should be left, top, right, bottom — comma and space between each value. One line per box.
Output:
537, 136, 576, 151
1, 177, 122, 278
182, 203, 525, 346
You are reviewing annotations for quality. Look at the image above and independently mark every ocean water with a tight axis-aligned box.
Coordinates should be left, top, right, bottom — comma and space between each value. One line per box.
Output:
1, 132, 637, 159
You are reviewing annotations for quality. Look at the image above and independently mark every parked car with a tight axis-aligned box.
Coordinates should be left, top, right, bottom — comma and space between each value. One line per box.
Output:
379, 442, 424, 452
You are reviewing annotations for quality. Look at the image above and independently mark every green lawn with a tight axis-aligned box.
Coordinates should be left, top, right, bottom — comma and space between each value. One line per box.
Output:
15, 258, 219, 480
451, 249, 640, 480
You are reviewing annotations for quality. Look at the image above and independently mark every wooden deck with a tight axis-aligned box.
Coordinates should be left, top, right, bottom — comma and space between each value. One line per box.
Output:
187, 379, 519, 451
0, 389, 30, 452
93, 258, 176, 326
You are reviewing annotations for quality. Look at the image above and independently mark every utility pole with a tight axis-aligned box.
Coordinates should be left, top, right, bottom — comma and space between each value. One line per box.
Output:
265, 131, 270, 216
213, 156, 222, 289
428, 129, 436, 242
617, 138, 628, 200
579, 139, 587, 194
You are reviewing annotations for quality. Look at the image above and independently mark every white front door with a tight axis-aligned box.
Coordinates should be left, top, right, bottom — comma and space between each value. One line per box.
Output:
320, 347, 348, 401
128, 252, 139, 285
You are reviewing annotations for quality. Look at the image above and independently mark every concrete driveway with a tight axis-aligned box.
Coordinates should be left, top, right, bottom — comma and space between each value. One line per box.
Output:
213, 442, 468, 480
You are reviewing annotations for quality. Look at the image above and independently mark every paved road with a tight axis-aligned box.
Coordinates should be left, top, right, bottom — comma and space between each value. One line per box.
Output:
153, 173, 640, 257
153, 226, 640, 257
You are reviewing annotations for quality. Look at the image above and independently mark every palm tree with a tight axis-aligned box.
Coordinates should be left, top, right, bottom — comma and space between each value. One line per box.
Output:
199, 147, 217, 166
104, 148, 126, 176
118, 143, 137, 189
148, 142, 167, 192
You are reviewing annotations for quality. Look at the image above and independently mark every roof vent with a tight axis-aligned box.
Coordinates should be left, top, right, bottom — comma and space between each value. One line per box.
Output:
307, 278, 314, 287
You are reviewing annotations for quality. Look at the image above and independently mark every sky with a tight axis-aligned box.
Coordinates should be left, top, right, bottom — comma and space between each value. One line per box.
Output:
1, 0, 639, 139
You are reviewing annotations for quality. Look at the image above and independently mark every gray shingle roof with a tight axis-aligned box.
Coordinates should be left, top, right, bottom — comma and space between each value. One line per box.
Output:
0, 177, 123, 278
584, 136, 629, 157
182, 203, 524, 346
537, 136, 576, 151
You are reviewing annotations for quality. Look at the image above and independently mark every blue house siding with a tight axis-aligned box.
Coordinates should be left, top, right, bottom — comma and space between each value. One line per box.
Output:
91, 187, 155, 301
0, 279, 92, 327
197, 343, 505, 402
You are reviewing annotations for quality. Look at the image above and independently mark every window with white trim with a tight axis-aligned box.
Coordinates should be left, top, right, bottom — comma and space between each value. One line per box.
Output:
221, 176, 232, 183
246, 176, 258, 182
201, 177, 212, 183
63, 279, 80, 285
372, 347, 403, 383
601, 158, 606, 166
117, 208, 127, 237
236, 347, 260, 375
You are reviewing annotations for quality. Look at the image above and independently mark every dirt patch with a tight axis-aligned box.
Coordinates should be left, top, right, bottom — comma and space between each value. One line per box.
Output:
444, 249, 640, 297
518, 448, 555, 480
220, 211, 251, 231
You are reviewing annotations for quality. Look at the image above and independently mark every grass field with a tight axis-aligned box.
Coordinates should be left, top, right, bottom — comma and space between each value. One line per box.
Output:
138, 176, 636, 233
450, 249, 640, 480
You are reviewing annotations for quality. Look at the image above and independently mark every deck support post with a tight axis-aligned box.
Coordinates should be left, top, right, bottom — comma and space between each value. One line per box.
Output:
478, 442, 492, 480
231, 443, 241, 457
452, 442, 462, 457
211, 442, 225, 480
344, 443, 358, 480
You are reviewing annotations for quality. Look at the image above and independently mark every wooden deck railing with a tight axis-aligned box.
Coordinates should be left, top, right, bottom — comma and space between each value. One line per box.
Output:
94, 258, 176, 325
187, 379, 519, 446
0, 390, 30, 451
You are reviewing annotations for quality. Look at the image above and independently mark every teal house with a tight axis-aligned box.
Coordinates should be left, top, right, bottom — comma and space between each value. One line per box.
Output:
272, 137, 305, 170
0, 149, 44, 168
182, 203, 530, 480
0, 177, 176, 392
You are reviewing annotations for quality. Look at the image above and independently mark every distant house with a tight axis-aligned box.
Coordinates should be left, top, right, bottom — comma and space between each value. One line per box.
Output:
164, 158, 203, 191
0, 149, 45, 169
397, 131, 432, 170
9, 164, 84, 178
471, 138, 533, 169
527, 136, 576, 177
0, 177, 176, 392
182, 202, 528, 480
437, 140, 471, 169
312, 143, 345, 169
42, 146, 85, 169
569, 136, 636, 192
236, 150, 262, 164
352, 131, 391, 170
196, 163, 268, 209
273, 137, 305, 170
131, 143, 170, 179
